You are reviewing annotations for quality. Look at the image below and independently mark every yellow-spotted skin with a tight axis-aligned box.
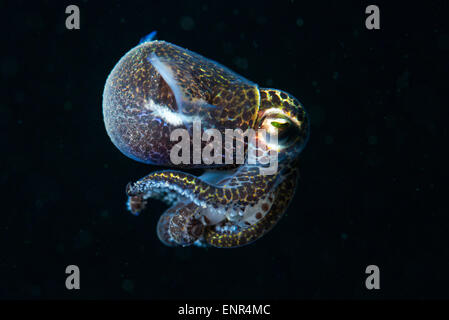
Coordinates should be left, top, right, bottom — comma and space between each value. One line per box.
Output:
103, 41, 260, 166
204, 168, 297, 248
105, 37, 309, 248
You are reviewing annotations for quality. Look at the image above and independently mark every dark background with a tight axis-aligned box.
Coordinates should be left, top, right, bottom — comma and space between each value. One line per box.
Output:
1, 0, 448, 299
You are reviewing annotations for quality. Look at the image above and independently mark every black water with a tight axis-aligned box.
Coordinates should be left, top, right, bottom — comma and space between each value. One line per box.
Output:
2, 1, 448, 299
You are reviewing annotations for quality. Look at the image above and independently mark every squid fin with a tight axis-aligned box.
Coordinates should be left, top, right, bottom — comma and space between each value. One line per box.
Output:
139, 30, 157, 44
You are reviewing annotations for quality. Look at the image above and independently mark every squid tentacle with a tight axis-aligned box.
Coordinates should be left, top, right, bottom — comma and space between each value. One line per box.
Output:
126, 166, 280, 214
204, 168, 297, 247
126, 165, 297, 248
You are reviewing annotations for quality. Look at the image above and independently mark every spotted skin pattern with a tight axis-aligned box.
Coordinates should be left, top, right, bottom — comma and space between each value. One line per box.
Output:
103, 39, 309, 248
103, 40, 259, 166
205, 168, 298, 248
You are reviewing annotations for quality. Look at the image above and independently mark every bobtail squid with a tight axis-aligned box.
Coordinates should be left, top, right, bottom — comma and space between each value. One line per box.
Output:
102, 33, 309, 248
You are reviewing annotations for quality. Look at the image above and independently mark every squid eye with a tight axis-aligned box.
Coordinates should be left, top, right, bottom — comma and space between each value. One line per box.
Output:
262, 116, 299, 147
270, 119, 290, 129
